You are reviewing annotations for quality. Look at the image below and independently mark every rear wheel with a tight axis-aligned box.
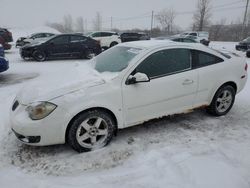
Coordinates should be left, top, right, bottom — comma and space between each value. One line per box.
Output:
110, 42, 118, 48
85, 49, 96, 59
32, 50, 46, 61
67, 110, 116, 152
207, 85, 235, 116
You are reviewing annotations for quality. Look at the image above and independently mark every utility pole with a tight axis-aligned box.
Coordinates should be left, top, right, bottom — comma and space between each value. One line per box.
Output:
111, 16, 113, 31
242, 0, 249, 38
150, 11, 154, 36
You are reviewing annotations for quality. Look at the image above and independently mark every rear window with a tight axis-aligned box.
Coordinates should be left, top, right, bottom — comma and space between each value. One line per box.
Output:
192, 50, 224, 68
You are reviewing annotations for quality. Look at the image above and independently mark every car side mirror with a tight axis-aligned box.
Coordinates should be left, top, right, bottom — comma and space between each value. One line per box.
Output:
127, 72, 150, 85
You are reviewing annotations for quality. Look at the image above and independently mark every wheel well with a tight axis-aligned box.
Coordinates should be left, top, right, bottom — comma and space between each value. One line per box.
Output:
110, 41, 118, 47
65, 107, 118, 143
220, 81, 237, 93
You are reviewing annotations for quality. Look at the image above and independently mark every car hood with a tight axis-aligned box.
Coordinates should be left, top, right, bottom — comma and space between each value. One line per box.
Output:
16, 63, 116, 104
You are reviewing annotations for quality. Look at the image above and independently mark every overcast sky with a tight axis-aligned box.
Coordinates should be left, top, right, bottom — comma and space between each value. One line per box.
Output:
0, 0, 247, 31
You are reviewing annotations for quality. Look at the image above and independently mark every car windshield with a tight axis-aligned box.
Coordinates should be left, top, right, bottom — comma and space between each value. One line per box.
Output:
94, 46, 142, 73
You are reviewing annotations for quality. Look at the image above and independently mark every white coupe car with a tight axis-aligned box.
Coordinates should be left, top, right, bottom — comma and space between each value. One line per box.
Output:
10, 41, 248, 152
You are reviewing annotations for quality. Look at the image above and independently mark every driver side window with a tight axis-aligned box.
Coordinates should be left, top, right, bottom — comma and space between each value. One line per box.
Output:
136, 48, 191, 78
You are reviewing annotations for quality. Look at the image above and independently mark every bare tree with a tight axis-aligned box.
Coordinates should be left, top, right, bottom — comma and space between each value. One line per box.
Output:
209, 18, 226, 40
63, 14, 73, 33
156, 8, 176, 35
75, 17, 84, 33
93, 12, 102, 31
193, 0, 211, 31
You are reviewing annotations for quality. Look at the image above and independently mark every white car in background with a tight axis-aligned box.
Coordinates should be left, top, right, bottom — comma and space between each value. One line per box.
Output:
87, 31, 121, 49
10, 41, 248, 152
180, 31, 210, 46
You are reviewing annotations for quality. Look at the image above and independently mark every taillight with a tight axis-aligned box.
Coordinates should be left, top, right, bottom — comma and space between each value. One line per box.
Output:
245, 63, 248, 71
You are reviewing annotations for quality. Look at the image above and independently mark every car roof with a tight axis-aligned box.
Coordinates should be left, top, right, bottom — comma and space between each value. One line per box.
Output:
119, 40, 203, 50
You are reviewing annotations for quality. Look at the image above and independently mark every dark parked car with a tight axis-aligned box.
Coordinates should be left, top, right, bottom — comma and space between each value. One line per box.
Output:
0, 56, 9, 73
0, 44, 4, 57
20, 34, 102, 61
0, 28, 13, 42
120, 32, 150, 42
236, 37, 250, 51
16, 32, 55, 47
0, 36, 12, 50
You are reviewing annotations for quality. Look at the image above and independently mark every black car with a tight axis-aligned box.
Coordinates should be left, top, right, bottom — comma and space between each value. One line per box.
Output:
120, 32, 150, 42
20, 34, 102, 61
0, 28, 13, 43
16, 32, 55, 47
236, 37, 250, 51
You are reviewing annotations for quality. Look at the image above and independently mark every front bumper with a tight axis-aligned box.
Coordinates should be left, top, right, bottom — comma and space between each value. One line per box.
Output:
10, 100, 72, 146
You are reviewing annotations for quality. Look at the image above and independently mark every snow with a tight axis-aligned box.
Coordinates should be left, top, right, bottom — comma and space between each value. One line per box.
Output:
0, 36, 250, 188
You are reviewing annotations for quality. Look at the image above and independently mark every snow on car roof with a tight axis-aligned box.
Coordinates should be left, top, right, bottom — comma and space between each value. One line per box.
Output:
119, 40, 204, 50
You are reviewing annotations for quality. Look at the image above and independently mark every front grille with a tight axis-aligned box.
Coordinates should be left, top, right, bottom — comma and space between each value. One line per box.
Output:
12, 100, 19, 111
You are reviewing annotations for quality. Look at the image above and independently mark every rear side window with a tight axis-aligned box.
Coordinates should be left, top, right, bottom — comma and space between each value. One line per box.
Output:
192, 50, 224, 68
50, 36, 69, 44
70, 35, 87, 42
136, 48, 191, 78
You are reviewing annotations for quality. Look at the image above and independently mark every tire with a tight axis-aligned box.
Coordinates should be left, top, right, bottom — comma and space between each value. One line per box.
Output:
32, 50, 46, 61
110, 42, 118, 48
85, 49, 96, 59
207, 85, 236, 116
67, 110, 116, 153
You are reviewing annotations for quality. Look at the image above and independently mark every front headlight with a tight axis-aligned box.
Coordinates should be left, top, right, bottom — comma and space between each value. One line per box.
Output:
26, 102, 57, 120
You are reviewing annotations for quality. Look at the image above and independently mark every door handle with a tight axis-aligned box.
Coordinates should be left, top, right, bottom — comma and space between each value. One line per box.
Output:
182, 79, 194, 85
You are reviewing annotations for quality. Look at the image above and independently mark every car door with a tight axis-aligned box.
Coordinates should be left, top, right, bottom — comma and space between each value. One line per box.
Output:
191, 50, 225, 106
122, 48, 198, 126
100, 32, 112, 47
91, 32, 102, 45
69, 35, 88, 56
47, 35, 70, 57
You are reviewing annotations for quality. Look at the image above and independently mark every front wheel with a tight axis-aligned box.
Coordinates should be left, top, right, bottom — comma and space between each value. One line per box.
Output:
207, 85, 235, 116
32, 50, 46, 61
67, 110, 116, 152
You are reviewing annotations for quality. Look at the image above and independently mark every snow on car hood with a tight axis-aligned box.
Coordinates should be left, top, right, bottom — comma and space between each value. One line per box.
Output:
17, 63, 116, 104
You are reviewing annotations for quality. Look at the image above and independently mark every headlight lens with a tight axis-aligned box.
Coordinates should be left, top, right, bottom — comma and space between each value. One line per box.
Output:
26, 102, 57, 120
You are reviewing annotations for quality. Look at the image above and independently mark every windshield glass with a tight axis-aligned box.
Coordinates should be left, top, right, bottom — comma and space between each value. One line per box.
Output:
94, 46, 142, 73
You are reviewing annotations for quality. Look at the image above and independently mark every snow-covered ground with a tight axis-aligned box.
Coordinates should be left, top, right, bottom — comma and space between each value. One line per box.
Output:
0, 37, 249, 188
